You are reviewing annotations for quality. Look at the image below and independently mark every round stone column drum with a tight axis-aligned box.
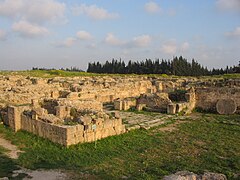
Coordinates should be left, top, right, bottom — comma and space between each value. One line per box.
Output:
216, 99, 237, 115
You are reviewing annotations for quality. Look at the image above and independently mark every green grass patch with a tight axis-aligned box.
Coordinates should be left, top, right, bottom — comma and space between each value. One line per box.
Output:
0, 145, 27, 179
0, 114, 239, 179
2, 70, 239, 79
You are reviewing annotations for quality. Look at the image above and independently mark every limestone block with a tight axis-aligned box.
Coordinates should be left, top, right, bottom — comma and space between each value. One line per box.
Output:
79, 116, 92, 125
62, 81, 70, 88
185, 93, 194, 102
66, 92, 79, 100
167, 104, 176, 114
138, 93, 171, 112
93, 118, 104, 127
51, 91, 59, 98
114, 125, 125, 134
70, 84, 81, 92
31, 78, 46, 85
32, 107, 47, 116
55, 106, 70, 119
162, 81, 175, 92
84, 131, 95, 142
103, 119, 113, 129
59, 91, 70, 98
114, 100, 123, 110
147, 88, 154, 93
7, 106, 26, 132
176, 103, 187, 113
101, 128, 111, 138
113, 118, 122, 127
201, 172, 227, 180
216, 99, 237, 115
31, 111, 38, 120
95, 130, 103, 140
122, 101, 129, 111
155, 81, 163, 92
111, 111, 120, 119
31, 99, 39, 107
136, 104, 146, 111
39, 114, 62, 124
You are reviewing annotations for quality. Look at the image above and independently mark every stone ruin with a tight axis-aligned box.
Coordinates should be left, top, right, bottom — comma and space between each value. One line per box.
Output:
0, 75, 239, 146
114, 87, 196, 115
163, 171, 227, 180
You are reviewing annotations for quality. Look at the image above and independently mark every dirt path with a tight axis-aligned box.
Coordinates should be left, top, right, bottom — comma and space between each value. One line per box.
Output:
0, 135, 23, 159
0, 135, 69, 179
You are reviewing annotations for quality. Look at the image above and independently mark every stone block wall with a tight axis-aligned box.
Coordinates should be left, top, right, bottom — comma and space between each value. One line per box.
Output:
195, 87, 240, 113
20, 113, 125, 146
114, 98, 137, 111
8, 106, 29, 132
57, 99, 103, 112
21, 114, 69, 146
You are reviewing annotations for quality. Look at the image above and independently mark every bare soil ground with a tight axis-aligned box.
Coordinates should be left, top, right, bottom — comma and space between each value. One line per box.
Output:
0, 135, 23, 159
0, 134, 68, 180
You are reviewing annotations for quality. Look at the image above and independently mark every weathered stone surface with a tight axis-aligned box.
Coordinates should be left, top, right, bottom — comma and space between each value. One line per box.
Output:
201, 172, 227, 180
163, 171, 227, 180
138, 93, 172, 112
167, 103, 176, 114
163, 171, 197, 180
0, 75, 239, 146
196, 87, 240, 113
216, 99, 237, 115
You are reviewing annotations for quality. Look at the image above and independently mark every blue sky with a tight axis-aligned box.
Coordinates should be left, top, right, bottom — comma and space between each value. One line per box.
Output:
0, 0, 239, 70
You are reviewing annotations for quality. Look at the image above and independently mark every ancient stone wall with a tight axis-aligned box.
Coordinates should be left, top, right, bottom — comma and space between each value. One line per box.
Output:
1, 75, 240, 146
21, 114, 69, 146
195, 87, 240, 113
21, 113, 125, 146
8, 106, 29, 132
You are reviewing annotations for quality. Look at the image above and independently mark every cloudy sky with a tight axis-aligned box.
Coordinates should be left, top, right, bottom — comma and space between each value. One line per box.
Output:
0, 0, 240, 70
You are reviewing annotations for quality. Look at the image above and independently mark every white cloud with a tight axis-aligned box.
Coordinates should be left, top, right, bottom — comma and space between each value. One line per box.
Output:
76, 30, 93, 40
161, 40, 190, 54
225, 27, 240, 37
72, 4, 119, 20
0, 0, 66, 23
181, 42, 190, 51
216, 0, 240, 12
12, 20, 49, 37
161, 40, 177, 54
145, 1, 161, 14
132, 35, 151, 47
62, 37, 76, 47
54, 37, 76, 48
0, 29, 7, 40
105, 33, 124, 46
105, 33, 152, 48
55, 30, 93, 48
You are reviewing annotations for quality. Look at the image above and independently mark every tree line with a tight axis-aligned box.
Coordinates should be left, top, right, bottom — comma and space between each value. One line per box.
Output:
87, 56, 240, 76
32, 67, 84, 72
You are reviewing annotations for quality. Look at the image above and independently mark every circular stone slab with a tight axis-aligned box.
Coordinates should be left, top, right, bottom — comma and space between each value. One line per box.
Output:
216, 99, 237, 115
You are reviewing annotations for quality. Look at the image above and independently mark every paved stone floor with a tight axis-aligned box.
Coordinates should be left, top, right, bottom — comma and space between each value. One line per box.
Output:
119, 111, 176, 131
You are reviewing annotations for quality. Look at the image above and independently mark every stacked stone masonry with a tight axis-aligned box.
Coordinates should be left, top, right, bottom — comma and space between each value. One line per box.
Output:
0, 75, 239, 146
